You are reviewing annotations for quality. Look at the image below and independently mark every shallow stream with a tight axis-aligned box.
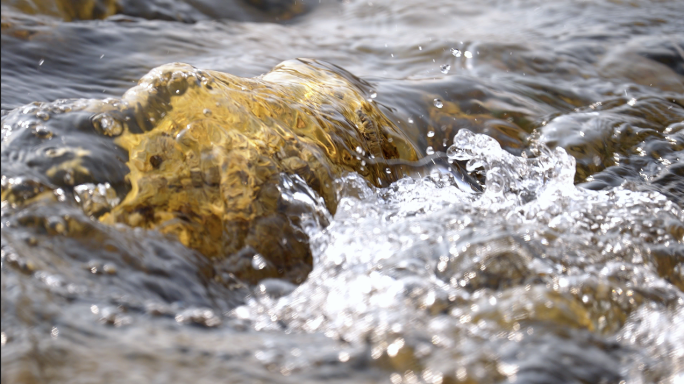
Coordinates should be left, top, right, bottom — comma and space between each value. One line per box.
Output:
2, 0, 683, 383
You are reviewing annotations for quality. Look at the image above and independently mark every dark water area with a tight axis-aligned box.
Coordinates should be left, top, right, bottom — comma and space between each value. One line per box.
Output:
2, 0, 683, 383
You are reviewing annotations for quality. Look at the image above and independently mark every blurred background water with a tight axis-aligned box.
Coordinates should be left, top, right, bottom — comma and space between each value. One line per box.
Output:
1, 0, 683, 383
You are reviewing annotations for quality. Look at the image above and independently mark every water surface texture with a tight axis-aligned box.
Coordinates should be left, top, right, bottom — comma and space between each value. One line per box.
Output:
2, 0, 683, 383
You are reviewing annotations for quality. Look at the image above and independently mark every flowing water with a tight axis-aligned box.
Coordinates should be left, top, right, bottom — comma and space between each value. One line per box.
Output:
1, 0, 684, 383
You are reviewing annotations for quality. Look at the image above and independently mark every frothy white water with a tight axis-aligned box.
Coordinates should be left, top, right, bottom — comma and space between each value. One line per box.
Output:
236, 129, 683, 383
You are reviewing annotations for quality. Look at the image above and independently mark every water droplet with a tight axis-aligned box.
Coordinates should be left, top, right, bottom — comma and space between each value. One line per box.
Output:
408, 118, 414, 123
385, 168, 392, 174
418, 46, 422, 50
370, 92, 377, 99
450, 48, 462, 57
427, 130, 435, 137
92, 113, 123, 136
433, 99, 443, 108
426, 146, 435, 155
440, 64, 451, 74
464, 51, 473, 58
203, 108, 212, 116
355, 146, 364, 154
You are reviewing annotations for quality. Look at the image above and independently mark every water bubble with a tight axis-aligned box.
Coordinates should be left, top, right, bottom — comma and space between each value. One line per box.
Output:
440, 64, 451, 74
85, 260, 116, 275
46, 216, 66, 235
92, 113, 123, 136
32, 125, 53, 139
450, 48, 462, 57
36, 111, 50, 121
74, 183, 120, 216
252, 254, 267, 270
427, 130, 435, 137
433, 99, 443, 108
426, 146, 435, 155
102, 263, 117, 275
54, 188, 66, 202
63, 170, 74, 185
175, 308, 221, 327
257, 279, 296, 299
203, 108, 212, 116
168, 71, 189, 95
145, 302, 173, 317
22, 105, 38, 115
387, 337, 405, 357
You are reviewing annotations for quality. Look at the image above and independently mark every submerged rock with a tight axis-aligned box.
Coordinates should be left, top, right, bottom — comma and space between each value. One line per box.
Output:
1, 59, 420, 283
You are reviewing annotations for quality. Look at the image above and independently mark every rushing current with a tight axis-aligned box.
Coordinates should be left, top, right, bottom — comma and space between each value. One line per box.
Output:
2, 0, 683, 383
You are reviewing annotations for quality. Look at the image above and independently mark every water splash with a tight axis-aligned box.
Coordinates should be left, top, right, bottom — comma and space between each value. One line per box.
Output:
237, 129, 684, 383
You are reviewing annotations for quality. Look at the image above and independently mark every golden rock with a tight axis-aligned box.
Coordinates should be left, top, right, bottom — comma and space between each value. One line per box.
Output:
82, 59, 418, 282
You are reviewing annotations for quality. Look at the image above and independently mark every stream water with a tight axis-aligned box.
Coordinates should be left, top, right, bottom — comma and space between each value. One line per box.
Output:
2, 0, 683, 383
